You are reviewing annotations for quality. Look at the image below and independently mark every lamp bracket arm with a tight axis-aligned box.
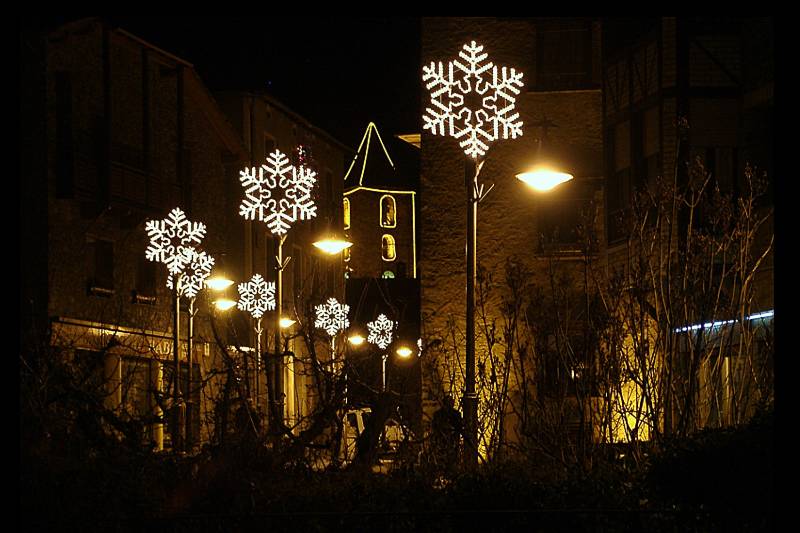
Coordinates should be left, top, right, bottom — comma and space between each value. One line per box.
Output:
275, 255, 292, 271
477, 182, 495, 204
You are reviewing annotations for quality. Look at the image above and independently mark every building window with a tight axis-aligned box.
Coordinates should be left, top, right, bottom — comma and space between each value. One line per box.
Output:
381, 234, 396, 262
134, 256, 157, 304
343, 245, 351, 262
88, 238, 114, 296
536, 20, 592, 91
380, 195, 396, 228
382, 270, 395, 279
641, 106, 661, 191
537, 178, 598, 254
608, 120, 632, 244
343, 198, 351, 229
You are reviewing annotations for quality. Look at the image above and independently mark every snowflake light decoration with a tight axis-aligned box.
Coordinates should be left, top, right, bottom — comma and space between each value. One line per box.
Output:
423, 41, 524, 159
166, 248, 215, 299
239, 149, 318, 235
315, 297, 350, 337
236, 274, 276, 319
367, 314, 395, 350
145, 207, 207, 275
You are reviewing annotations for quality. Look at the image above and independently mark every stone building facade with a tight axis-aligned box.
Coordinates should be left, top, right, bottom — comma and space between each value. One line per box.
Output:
21, 18, 251, 450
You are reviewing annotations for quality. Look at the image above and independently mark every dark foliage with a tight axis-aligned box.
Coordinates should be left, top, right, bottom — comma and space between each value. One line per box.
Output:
21, 411, 774, 532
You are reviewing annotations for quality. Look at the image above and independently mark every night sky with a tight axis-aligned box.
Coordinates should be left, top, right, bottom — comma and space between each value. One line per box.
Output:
49, 16, 423, 150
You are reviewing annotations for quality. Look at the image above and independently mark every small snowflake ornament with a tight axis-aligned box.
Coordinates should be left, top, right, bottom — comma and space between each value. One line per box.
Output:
167, 248, 215, 299
239, 149, 318, 235
145, 207, 207, 275
237, 274, 276, 319
423, 41, 524, 159
315, 297, 350, 337
367, 314, 395, 350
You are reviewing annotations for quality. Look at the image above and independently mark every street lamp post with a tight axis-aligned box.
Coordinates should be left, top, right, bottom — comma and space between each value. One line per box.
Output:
236, 272, 276, 418
423, 41, 524, 467
172, 275, 184, 452
367, 313, 395, 392
238, 147, 318, 432
145, 207, 208, 453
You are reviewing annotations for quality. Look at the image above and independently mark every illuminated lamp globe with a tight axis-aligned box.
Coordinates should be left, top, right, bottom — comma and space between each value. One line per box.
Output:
313, 237, 353, 255
516, 166, 573, 191
279, 317, 297, 329
205, 273, 235, 291
396, 346, 414, 358
348, 334, 366, 346
214, 298, 237, 311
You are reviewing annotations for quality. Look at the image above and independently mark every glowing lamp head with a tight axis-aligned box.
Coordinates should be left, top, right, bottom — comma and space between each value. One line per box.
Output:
396, 346, 414, 358
279, 317, 296, 329
313, 238, 353, 255
348, 334, 366, 346
214, 298, 237, 311
205, 274, 235, 291
516, 167, 574, 191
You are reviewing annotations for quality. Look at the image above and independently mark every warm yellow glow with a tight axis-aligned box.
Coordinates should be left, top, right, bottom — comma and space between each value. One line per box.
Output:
396, 346, 413, 358
205, 275, 235, 291
381, 234, 396, 262
313, 238, 353, 255
214, 298, 237, 311
516, 167, 574, 191
348, 334, 366, 346
279, 317, 296, 329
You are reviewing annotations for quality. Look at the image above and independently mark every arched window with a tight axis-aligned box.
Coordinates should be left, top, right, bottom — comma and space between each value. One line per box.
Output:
382, 270, 395, 279
381, 234, 396, 262
343, 198, 351, 230
380, 195, 396, 228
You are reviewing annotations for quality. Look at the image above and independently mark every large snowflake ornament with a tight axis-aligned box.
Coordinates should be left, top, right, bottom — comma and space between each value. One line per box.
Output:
145, 207, 207, 275
367, 314, 395, 350
239, 149, 318, 235
167, 248, 215, 299
315, 297, 350, 337
423, 41, 524, 159
236, 273, 276, 319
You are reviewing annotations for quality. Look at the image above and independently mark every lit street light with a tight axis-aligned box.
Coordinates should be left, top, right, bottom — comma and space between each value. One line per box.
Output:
423, 42, 573, 468
238, 146, 318, 430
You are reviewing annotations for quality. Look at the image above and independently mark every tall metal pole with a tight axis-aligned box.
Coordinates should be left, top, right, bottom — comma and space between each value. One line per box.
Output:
273, 234, 288, 431
172, 275, 185, 453
382, 353, 388, 392
255, 317, 262, 409
186, 296, 196, 450
464, 158, 479, 468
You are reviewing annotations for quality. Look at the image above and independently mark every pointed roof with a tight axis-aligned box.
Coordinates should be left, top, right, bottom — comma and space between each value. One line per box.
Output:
344, 122, 417, 192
